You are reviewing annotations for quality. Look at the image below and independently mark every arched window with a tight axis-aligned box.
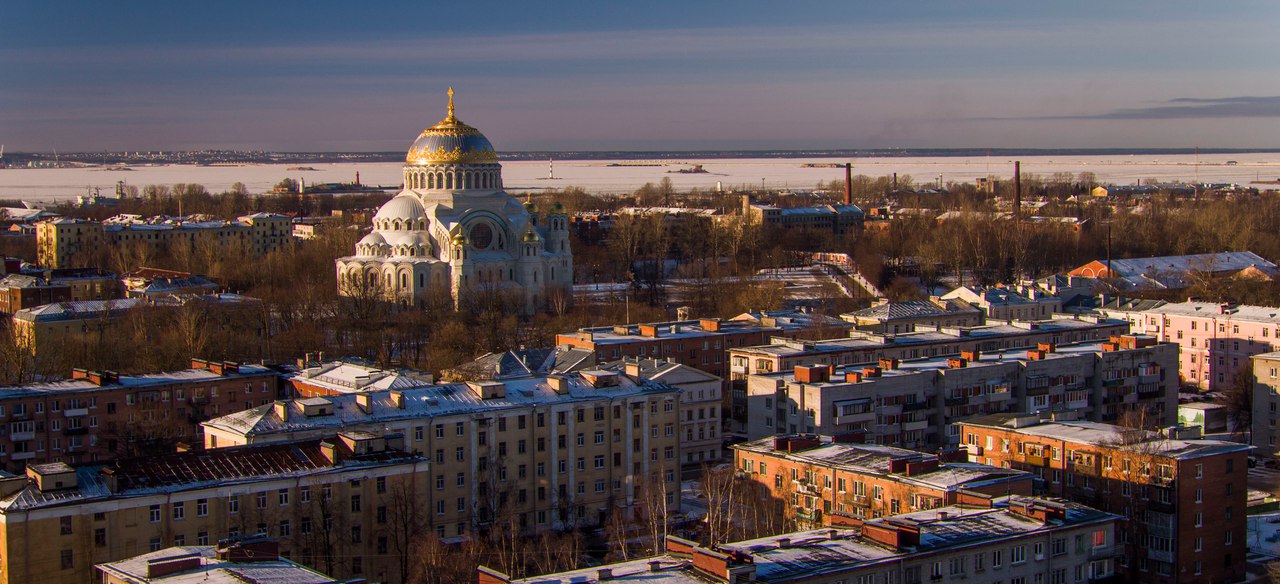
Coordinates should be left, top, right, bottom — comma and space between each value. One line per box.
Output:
446, 173, 453, 189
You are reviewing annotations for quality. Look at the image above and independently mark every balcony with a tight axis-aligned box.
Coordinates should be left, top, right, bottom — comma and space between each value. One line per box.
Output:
878, 404, 903, 416
903, 420, 930, 432
835, 411, 876, 425
1102, 377, 1125, 387
1091, 544, 1122, 560
10, 432, 34, 442
11, 452, 34, 461
1025, 386, 1051, 397
1022, 453, 1050, 467
1146, 548, 1174, 563
945, 396, 968, 407
903, 400, 931, 412
63, 408, 88, 417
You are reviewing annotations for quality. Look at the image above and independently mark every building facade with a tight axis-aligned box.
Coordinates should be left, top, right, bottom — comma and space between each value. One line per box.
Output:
36, 213, 293, 270
958, 414, 1250, 584
600, 358, 723, 468
745, 335, 1179, 448
1098, 300, 1279, 390
733, 434, 1033, 526
0, 436, 427, 584
202, 370, 683, 533
0, 360, 280, 473
335, 89, 572, 315
1251, 351, 1280, 457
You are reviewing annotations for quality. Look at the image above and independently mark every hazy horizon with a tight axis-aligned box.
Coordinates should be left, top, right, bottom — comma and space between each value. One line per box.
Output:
4, 1, 1279, 152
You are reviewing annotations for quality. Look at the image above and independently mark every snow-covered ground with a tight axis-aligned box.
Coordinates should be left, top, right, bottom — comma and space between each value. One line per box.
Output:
3, 152, 1278, 202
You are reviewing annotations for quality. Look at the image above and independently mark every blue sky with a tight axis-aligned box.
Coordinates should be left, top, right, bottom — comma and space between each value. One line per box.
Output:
3, 1, 1279, 152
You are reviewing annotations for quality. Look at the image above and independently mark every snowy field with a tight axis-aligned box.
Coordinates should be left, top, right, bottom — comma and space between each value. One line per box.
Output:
2, 152, 1278, 202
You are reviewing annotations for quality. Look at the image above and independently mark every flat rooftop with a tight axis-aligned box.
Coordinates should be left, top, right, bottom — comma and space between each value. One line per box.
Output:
734, 436, 1030, 491
732, 315, 1126, 358
960, 414, 1252, 460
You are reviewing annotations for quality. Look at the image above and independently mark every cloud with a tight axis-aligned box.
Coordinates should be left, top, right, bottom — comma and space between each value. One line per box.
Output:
994, 96, 1280, 121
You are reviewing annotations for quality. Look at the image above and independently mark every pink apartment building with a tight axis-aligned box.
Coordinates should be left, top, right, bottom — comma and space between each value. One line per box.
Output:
1102, 300, 1280, 390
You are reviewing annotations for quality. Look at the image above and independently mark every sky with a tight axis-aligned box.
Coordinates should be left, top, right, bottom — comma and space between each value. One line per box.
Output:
3, 1, 1279, 152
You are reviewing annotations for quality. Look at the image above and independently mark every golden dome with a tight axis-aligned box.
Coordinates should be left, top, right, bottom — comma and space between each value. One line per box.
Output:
406, 88, 499, 165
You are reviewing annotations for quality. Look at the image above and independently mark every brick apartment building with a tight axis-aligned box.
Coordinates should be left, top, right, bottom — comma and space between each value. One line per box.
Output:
483, 497, 1120, 584
732, 434, 1032, 526
0, 360, 281, 473
1099, 300, 1280, 390
958, 414, 1250, 583
745, 335, 1178, 449
0, 434, 424, 584
0, 273, 71, 315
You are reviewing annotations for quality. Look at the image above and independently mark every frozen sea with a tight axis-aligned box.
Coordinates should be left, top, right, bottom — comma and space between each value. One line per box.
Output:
2, 153, 1278, 203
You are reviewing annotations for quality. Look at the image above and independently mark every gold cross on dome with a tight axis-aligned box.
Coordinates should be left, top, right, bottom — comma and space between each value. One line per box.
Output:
447, 87, 456, 120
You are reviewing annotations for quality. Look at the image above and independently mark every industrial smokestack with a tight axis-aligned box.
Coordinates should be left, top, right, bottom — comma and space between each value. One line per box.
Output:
844, 163, 853, 205
1014, 161, 1021, 221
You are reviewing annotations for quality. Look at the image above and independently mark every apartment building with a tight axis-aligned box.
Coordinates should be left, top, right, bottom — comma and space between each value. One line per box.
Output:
1068, 251, 1278, 293
1251, 352, 1280, 457
942, 284, 1067, 322
958, 414, 1250, 584
36, 213, 294, 269
482, 497, 1120, 584
0, 274, 71, 315
733, 434, 1032, 525
0, 360, 280, 473
11, 293, 262, 357
556, 317, 784, 381
745, 335, 1178, 448
0, 434, 427, 584
95, 538, 340, 583
841, 298, 982, 334
1098, 300, 1280, 390
600, 358, 723, 468
726, 315, 1128, 433
203, 370, 683, 532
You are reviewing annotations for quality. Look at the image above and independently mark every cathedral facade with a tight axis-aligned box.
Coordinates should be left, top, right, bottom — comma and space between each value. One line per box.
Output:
336, 90, 573, 314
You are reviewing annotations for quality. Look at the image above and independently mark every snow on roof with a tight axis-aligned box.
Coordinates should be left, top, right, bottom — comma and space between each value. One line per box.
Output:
204, 374, 678, 440
959, 414, 1252, 460
0, 440, 419, 512
292, 360, 434, 393
735, 437, 1029, 491
732, 316, 1126, 358
844, 300, 961, 321
0, 364, 273, 399
718, 498, 1114, 582
95, 545, 338, 584
1146, 301, 1280, 323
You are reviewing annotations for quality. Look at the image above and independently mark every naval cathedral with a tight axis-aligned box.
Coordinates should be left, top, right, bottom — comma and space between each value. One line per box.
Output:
336, 89, 573, 314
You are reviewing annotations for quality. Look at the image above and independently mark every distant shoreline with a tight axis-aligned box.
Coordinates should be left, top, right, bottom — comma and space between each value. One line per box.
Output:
5, 147, 1280, 166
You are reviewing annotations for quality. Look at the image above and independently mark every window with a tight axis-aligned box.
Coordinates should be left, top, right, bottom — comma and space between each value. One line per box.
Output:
278, 489, 289, 505
1011, 544, 1026, 564
60, 516, 73, 535
351, 495, 362, 512
60, 549, 73, 570
173, 502, 185, 521
149, 505, 161, 523
228, 495, 239, 514
351, 526, 362, 543
256, 492, 267, 509
300, 487, 311, 503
